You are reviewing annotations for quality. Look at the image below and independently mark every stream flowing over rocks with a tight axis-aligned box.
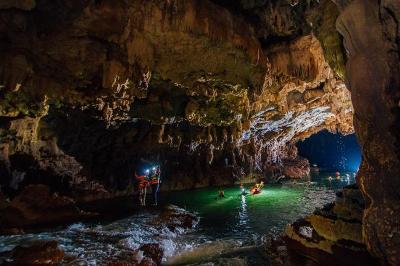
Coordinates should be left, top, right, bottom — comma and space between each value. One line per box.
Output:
0, 205, 199, 265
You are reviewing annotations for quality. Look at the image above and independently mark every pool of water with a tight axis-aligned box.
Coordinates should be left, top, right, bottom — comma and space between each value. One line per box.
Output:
0, 172, 356, 265
163, 171, 356, 242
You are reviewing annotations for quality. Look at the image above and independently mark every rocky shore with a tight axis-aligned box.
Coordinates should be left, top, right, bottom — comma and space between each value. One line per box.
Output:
0, 205, 198, 265
266, 184, 379, 266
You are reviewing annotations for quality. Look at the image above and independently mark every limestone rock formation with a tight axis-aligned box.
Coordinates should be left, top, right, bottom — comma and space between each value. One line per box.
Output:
2, 0, 399, 264
334, 0, 400, 264
240, 34, 353, 173
269, 185, 378, 266
1, 240, 65, 265
0, 184, 92, 229
282, 157, 310, 179
0, 0, 353, 228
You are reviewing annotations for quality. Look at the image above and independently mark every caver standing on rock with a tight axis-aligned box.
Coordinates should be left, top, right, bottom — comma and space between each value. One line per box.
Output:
135, 170, 149, 206
149, 166, 161, 206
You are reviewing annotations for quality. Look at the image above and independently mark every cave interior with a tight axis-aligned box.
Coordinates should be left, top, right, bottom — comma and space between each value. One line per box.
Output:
0, 0, 399, 265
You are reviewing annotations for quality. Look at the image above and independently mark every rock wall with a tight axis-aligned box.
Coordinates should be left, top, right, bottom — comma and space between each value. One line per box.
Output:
334, 0, 400, 264
277, 1, 400, 265
270, 185, 379, 266
0, 0, 354, 227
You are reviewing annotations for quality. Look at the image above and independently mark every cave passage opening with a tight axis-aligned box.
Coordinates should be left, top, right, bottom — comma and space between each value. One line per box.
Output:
296, 130, 361, 172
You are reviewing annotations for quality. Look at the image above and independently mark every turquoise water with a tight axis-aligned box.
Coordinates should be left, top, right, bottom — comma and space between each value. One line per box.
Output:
0, 172, 356, 265
163, 172, 356, 243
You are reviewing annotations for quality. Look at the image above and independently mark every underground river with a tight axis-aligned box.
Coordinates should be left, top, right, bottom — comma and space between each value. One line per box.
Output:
0, 172, 356, 265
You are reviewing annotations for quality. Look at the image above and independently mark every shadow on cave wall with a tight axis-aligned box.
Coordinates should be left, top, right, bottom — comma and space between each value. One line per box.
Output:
39, 107, 234, 191
1, 154, 67, 198
41, 107, 160, 190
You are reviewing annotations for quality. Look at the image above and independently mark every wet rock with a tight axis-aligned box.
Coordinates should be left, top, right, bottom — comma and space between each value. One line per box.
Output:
139, 244, 163, 266
153, 205, 199, 231
107, 261, 133, 266
0, 228, 24, 236
282, 157, 310, 179
308, 214, 363, 244
0, 185, 92, 229
139, 257, 157, 266
165, 239, 245, 265
105, 250, 145, 266
6, 240, 64, 265
107, 260, 138, 266
333, 185, 364, 221
210, 257, 248, 266
283, 234, 377, 266
282, 186, 379, 265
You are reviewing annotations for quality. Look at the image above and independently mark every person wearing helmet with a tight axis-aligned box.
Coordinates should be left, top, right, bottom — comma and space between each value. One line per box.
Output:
150, 166, 161, 206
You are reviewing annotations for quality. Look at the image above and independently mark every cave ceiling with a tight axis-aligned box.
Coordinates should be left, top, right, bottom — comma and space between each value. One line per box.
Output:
0, 0, 353, 182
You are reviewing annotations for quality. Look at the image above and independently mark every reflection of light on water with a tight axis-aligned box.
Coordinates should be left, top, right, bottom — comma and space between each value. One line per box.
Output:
345, 173, 350, 184
324, 172, 357, 188
239, 195, 248, 226
1, 173, 358, 265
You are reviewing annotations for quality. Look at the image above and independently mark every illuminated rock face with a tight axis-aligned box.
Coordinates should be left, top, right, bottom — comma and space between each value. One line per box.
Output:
280, 1, 400, 265
239, 34, 353, 172
0, 1, 352, 189
280, 185, 378, 266
0, 0, 353, 221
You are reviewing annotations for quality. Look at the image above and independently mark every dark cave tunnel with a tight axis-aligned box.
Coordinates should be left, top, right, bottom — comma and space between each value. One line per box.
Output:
296, 130, 361, 172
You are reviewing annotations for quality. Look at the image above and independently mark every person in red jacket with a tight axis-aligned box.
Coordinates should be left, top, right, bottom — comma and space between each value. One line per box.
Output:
135, 170, 149, 206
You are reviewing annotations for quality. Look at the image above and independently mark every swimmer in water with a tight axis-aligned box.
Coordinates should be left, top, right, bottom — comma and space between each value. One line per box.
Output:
218, 187, 225, 198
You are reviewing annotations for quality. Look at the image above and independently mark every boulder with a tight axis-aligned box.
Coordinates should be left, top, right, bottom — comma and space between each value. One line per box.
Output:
308, 214, 363, 244
6, 240, 64, 265
153, 205, 199, 231
139, 244, 163, 266
282, 185, 379, 265
139, 258, 157, 266
282, 157, 310, 178
0, 184, 92, 229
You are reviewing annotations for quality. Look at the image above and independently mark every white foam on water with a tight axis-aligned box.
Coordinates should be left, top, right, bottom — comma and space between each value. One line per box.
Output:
160, 238, 177, 259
